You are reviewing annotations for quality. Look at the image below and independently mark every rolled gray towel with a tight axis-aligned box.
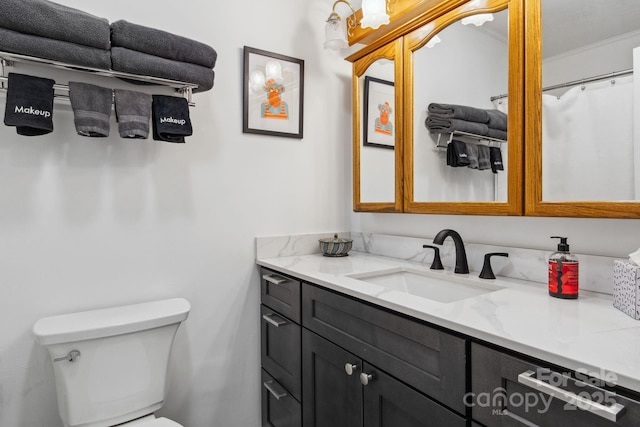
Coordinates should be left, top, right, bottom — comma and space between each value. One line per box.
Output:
111, 47, 215, 93
0, 0, 110, 50
69, 82, 112, 137
425, 116, 489, 136
0, 27, 111, 70
114, 89, 152, 139
486, 109, 508, 131
111, 20, 217, 69
428, 103, 489, 123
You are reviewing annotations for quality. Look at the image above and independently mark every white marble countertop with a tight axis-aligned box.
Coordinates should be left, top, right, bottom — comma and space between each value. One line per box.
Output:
257, 251, 640, 393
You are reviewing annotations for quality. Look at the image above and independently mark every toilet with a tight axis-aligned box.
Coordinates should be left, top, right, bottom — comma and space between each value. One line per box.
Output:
33, 298, 190, 427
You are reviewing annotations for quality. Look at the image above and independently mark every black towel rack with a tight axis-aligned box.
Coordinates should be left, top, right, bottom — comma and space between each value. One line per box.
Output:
0, 51, 197, 107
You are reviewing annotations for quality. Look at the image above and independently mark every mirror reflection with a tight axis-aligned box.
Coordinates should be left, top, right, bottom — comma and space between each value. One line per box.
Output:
412, 8, 509, 203
541, 0, 640, 201
359, 58, 396, 203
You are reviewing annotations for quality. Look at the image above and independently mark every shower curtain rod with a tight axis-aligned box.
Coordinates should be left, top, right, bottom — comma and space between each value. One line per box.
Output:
490, 68, 633, 101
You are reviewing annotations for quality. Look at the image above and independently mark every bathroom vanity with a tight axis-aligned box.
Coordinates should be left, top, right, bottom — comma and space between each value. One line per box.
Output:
258, 247, 640, 426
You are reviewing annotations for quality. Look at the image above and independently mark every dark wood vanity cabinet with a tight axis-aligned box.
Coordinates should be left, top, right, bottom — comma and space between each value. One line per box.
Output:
471, 343, 640, 426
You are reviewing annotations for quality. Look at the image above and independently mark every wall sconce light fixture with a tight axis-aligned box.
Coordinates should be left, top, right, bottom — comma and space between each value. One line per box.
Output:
360, 0, 390, 29
324, 0, 357, 50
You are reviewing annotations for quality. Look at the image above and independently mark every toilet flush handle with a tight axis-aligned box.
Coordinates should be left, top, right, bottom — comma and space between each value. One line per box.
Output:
54, 350, 81, 363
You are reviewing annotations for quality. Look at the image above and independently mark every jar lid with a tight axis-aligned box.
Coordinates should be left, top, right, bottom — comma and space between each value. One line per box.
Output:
319, 233, 352, 244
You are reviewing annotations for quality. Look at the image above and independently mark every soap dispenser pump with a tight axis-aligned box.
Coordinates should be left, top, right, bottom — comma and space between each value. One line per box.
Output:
548, 236, 579, 299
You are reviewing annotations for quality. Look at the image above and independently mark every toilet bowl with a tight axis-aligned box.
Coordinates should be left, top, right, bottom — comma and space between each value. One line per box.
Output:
33, 298, 190, 427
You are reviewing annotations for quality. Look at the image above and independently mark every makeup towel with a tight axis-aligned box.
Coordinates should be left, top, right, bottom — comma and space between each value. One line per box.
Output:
490, 147, 504, 173
466, 143, 479, 169
3, 73, 54, 136
477, 145, 491, 170
68, 82, 112, 137
0, 0, 110, 49
110, 20, 217, 68
111, 47, 215, 93
446, 140, 470, 167
0, 27, 112, 70
114, 89, 152, 139
152, 95, 192, 143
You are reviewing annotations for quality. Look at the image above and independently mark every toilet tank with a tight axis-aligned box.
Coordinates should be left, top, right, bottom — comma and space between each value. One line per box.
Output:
33, 298, 190, 427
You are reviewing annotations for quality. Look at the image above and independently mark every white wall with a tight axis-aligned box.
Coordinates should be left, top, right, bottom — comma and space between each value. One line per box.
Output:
0, 1, 353, 426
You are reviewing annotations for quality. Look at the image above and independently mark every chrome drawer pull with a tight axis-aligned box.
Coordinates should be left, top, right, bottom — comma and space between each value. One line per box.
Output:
263, 274, 288, 285
263, 380, 288, 400
262, 313, 288, 327
518, 370, 625, 422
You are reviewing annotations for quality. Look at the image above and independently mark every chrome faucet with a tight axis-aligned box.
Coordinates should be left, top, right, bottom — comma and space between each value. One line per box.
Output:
432, 229, 469, 274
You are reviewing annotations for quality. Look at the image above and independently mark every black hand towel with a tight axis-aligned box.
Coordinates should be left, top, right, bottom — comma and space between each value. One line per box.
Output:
152, 95, 192, 143
490, 147, 504, 173
114, 89, 152, 139
446, 140, 470, 167
69, 82, 112, 137
4, 73, 55, 136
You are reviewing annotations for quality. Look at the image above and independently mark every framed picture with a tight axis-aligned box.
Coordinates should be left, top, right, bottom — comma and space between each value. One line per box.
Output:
243, 46, 304, 139
363, 76, 395, 149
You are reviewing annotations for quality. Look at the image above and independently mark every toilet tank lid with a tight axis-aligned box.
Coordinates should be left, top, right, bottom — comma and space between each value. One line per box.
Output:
33, 298, 190, 346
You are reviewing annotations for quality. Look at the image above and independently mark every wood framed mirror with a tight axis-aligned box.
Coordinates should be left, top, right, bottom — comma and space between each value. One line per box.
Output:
403, 0, 524, 215
525, 0, 640, 218
351, 39, 404, 212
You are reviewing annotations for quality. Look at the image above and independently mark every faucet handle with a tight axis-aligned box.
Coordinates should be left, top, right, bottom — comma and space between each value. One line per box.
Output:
422, 245, 444, 270
479, 252, 509, 279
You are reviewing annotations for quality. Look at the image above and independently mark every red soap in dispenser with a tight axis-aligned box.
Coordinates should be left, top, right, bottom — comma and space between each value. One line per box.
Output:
548, 236, 579, 299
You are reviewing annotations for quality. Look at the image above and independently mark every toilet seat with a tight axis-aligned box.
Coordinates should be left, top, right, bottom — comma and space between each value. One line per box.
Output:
120, 417, 183, 427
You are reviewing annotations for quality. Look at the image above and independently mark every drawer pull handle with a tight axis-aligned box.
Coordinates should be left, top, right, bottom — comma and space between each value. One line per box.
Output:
518, 370, 625, 422
344, 363, 358, 376
263, 274, 288, 285
262, 313, 288, 327
360, 372, 375, 386
263, 380, 288, 400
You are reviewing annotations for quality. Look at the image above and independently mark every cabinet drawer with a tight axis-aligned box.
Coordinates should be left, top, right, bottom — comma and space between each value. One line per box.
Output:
261, 268, 301, 324
302, 283, 467, 414
472, 343, 640, 426
261, 305, 301, 402
262, 369, 301, 427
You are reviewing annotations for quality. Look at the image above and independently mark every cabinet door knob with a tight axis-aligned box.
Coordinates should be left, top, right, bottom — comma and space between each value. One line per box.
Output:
360, 372, 375, 386
344, 363, 358, 376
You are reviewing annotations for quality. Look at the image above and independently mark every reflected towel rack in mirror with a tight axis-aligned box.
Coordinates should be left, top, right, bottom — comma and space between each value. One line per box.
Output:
434, 130, 506, 151
0, 51, 197, 107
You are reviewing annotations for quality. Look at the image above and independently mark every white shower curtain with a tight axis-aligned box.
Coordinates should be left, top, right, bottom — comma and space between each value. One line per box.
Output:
542, 75, 634, 201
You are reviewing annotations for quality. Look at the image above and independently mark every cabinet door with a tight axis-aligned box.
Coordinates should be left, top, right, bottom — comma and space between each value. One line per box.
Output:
262, 369, 301, 427
362, 361, 467, 427
472, 343, 640, 426
302, 329, 362, 427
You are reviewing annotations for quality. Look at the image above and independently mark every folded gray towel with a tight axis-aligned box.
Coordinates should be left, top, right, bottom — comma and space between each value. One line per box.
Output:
110, 20, 217, 69
69, 82, 112, 137
111, 47, 214, 93
0, 27, 111, 70
425, 116, 489, 136
477, 145, 491, 170
114, 89, 152, 139
486, 128, 508, 141
0, 0, 110, 50
486, 109, 508, 131
466, 143, 479, 169
4, 73, 55, 136
428, 103, 489, 123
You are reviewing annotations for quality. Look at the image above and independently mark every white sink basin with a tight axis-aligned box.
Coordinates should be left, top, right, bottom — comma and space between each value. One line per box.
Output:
349, 267, 504, 303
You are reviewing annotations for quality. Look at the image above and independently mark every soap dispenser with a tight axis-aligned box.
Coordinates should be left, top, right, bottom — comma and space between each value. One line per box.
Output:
548, 236, 579, 299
